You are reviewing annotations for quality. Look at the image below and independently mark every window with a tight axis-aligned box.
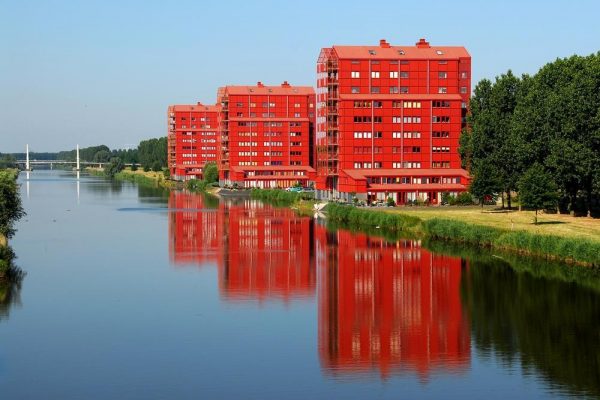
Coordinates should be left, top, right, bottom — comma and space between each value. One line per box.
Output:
403, 101, 421, 108
351, 87, 360, 94
390, 87, 399, 94
354, 162, 362, 168
392, 116, 401, 123
432, 161, 451, 168
433, 101, 450, 108
351, 71, 360, 78
373, 101, 383, 108
374, 131, 382, 138
438, 87, 447, 94
400, 87, 409, 93
460, 71, 468, 79
460, 87, 468, 94
368, 50, 376, 55
432, 131, 450, 138
373, 162, 382, 168
371, 71, 380, 78
404, 131, 421, 138
373, 116, 382, 123
371, 87, 380, 94
389, 71, 398, 78
294, 113, 301, 117
432, 116, 450, 123
400, 71, 409, 78
294, 103, 301, 108
403, 116, 421, 123
438, 72, 448, 79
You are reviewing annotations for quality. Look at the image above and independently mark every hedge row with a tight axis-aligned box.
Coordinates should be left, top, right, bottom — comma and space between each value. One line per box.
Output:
325, 203, 421, 232
422, 218, 600, 266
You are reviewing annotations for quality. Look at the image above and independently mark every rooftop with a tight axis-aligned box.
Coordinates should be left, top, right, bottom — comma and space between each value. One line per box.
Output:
169, 103, 220, 112
220, 81, 315, 96
325, 38, 470, 60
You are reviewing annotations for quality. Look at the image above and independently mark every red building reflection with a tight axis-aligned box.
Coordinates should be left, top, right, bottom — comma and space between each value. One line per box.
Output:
219, 200, 315, 302
168, 192, 316, 302
168, 191, 224, 266
316, 224, 470, 379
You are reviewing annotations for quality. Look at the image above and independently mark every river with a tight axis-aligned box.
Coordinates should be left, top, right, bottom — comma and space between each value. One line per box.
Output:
1, 170, 599, 399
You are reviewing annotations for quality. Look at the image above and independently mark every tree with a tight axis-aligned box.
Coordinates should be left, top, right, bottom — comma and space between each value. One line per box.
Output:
469, 162, 502, 209
0, 170, 25, 241
517, 163, 559, 224
105, 157, 124, 178
151, 161, 162, 172
202, 162, 218, 183
93, 150, 111, 163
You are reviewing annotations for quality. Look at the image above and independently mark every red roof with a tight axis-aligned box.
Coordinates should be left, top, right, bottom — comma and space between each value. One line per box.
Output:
169, 103, 220, 112
339, 94, 463, 101
368, 183, 467, 192
220, 83, 314, 96
329, 39, 470, 60
341, 168, 470, 180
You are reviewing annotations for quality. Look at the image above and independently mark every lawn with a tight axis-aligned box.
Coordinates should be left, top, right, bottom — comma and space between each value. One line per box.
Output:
384, 206, 600, 242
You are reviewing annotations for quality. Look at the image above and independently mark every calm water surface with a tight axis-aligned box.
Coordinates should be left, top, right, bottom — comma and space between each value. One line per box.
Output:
1, 170, 599, 399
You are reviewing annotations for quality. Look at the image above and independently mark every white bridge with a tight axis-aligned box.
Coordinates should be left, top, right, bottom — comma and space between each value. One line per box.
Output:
17, 144, 133, 171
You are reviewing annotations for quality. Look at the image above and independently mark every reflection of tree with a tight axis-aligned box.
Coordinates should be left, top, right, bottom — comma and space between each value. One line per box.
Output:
462, 257, 600, 398
0, 247, 25, 322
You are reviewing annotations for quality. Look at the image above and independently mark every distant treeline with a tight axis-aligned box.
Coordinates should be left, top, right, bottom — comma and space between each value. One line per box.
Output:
0, 137, 167, 168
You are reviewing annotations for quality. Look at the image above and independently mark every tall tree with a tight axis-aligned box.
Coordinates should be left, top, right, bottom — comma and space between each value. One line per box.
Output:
518, 163, 559, 224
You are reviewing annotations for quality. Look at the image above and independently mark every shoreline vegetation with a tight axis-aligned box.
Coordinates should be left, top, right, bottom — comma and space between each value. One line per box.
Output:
325, 203, 600, 267
0, 169, 25, 280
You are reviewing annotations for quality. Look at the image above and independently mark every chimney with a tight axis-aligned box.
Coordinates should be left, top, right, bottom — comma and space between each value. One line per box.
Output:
416, 38, 430, 48
281, 81, 291, 88
379, 39, 390, 48
257, 81, 264, 87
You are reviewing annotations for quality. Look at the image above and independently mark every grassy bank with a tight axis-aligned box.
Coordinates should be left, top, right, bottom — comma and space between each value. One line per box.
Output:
325, 203, 600, 267
87, 167, 179, 189
249, 188, 317, 217
250, 188, 314, 205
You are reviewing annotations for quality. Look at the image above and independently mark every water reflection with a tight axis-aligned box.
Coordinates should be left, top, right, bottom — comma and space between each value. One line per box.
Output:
463, 255, 600, 398
0, 249, 24, 322
168, 192, 316, 302
315, 224, 470, 379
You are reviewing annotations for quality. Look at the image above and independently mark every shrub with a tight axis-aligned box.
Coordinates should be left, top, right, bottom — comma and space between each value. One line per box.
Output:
151, 161, 162, 172
143, 165, 150, 172
131, 163, 138, 172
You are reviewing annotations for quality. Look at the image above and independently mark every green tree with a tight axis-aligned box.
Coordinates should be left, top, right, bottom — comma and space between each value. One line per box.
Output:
105, 157, 124, 178
93, 150, 111, 163
0, 170, 26, 241
202, 162, 218, 183
469, 162, 502, 209
518, 163, 559, 224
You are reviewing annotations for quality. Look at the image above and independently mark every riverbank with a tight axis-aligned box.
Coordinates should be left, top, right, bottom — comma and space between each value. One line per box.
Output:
249, 188, 316, 215
325, 203, 600, 267
86, 167, 181, 189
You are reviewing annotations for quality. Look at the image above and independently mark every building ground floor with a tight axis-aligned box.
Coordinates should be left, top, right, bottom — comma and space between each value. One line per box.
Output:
219, 165, 316, 189
316, 168, 470, 205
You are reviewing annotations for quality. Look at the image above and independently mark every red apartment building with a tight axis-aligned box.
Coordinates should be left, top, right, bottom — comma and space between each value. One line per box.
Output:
316, 38, 471, 204
167, 103, 220, 180
217, 82, 316, 188
316, 224, 470, 378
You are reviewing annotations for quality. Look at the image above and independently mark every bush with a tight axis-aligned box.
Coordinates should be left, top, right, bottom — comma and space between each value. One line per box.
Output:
151, 161, 162, 172
186, 179, 208, 192
131, 163, 138, 172
456, 192, 474, 205
386, 196, 396, 207
143, 165, 150, 172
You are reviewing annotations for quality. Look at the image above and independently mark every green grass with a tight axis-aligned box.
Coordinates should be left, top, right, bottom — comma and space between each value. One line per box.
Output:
250, 188, 314, 206
324, 203, 600, 267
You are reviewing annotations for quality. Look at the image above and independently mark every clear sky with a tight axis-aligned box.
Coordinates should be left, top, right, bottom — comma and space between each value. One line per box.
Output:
1, 0, 598, 153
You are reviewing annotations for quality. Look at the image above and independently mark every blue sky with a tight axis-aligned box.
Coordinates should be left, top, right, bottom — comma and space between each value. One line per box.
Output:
1, 0, 598, 152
